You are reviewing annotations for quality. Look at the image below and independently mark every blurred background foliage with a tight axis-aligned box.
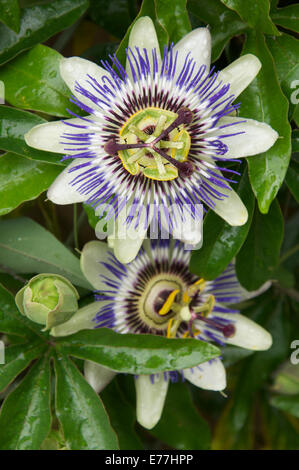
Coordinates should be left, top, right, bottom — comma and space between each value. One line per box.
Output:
0, 0, 298, 450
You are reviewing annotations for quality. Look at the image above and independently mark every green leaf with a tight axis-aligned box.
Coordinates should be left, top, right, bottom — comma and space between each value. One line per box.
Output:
0, 0, 89, 66
151, 381, 211, 449
0, 356, 51, 450
285, 160, 299, 204
0, 152, 61, 216
189, 168, 254, 280
54, 354, 119, 450
83, 203, 100, 230
116, 0, 168, 67
220, 0, 279, 35
188, 0, 247, 61
214, 293, 290, 448
271, 394, 299, 419
0, 0, 20, 33
101, 380, 144, 450
89, 0, 136, 39
0, 44, 81, 117
0, 283, 42, 338
0, 217, 91, 290
0, 106, 64, 166
56, 328, 220, 374
235, 200, 283, 290
267, 33, 299, 119
155, 0, 191, 44
240, 31, 291, 213
271, 5, 299, 33
0, 341, 47, 392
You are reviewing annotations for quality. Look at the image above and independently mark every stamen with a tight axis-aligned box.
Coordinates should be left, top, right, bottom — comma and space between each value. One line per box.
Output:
199, 316, 236, 338
153, 147, 194, 178
104, 138, 147, 155
152, 107, 194, 145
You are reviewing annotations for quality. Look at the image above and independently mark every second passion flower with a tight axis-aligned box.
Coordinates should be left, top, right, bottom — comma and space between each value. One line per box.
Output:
25, 17, 278, 263
51, 239, 272, 429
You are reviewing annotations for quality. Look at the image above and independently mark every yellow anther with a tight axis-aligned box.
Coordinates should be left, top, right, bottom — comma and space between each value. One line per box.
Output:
182, 330, 189, 338
159, 289, 179, 316
167, 318, 175, 338
183, 291, 191, 304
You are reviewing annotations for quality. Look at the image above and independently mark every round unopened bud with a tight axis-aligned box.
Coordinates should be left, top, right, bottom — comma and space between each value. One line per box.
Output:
15, 274, 79, 331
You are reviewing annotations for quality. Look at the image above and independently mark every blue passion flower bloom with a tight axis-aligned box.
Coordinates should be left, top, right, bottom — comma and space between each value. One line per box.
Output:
25, 17, 278, 263
51, 239, 272, 429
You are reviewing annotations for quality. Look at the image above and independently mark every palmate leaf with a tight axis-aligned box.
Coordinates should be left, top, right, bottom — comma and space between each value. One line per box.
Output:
0, 152, 61, 216
212, 292, 290, 449
188, 0, 247, 61
271, 4, 299, 34
0, 218, 91, 290
0, 45, 81, 117
0, 0, 20, 33
0, 0, 89, 66
155, 0, 191, 44
0, 341, 47, 393
220, 0, 279, 35
0, 356, 51, 450
0, 106, 64, 166
54, 353, 119, 450
240, 31, 291, 213
235, 200, 283, 291
115, 0, 168, 67
56, 327, 220, 374
189, 168, 255, 280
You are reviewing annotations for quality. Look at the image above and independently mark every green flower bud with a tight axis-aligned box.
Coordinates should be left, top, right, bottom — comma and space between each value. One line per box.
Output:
271, 361, 299, 395
15, 274, 79, 331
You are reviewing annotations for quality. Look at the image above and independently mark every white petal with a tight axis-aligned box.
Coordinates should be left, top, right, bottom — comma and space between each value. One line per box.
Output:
50, 301, 99, 337
183, 359, 226, 391
107, 201, 152, 264
126, 16, 161, 79
80, 240, 115, 291
218, 54, 261, 98
25, 119, 85, 154
224, 313, 273, 350
213, 116, 278, 158
47, 159, 89, 204
160, 203, 203, 247
213, 183, 248, 226
173, 28, 211, 79
110, 234, 146, 265
135, 374, 169, 430
84, 361, 116, 393
60, 57, 108, 106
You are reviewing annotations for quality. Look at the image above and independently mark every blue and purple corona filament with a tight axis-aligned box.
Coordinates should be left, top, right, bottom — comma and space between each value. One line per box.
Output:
60, 44, 242, 230
92, 239, 240, 350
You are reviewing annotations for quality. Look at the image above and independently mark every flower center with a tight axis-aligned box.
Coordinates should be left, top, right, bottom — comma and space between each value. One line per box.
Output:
139, 275, 236, 339
104, 107, 194, 181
